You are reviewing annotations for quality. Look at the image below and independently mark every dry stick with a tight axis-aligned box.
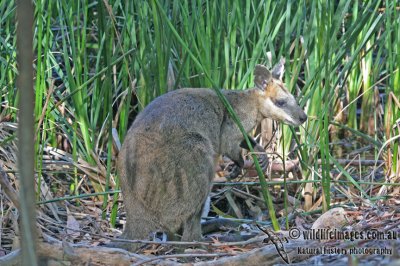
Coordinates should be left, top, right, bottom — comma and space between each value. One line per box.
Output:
193, 241, 319, 266
0, 166, 20, 209
39, 242, 141, 266
1, 242, 145, 266
43, 146, 107, 183
133, 253, 233, 266
383, 219, 400, 231
231, 188, 264, 203
4, 240, 323, 266
318, 159, 384, 166
0, 250, 21, 266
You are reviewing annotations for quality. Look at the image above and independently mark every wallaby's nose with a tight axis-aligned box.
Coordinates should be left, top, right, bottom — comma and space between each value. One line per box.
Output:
300, 112, 308, 124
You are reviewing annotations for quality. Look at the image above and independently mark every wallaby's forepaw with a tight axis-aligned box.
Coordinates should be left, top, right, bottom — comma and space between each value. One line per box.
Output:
258, 154, 268, 173
226, 162, 241, 180
254, 144, 268, 173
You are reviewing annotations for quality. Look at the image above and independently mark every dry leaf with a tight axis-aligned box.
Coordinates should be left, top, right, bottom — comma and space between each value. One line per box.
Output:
66, 207, 80, 239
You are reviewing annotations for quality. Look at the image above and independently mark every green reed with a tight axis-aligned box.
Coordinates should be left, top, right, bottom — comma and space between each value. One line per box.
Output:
0, 0, 398, 226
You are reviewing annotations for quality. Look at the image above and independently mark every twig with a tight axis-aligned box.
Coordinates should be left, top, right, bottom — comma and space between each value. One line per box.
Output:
133, 253, 232, 266
37, 242, 143, 265
317, 159, 384, 166
231, 188, 264, 203
0, 166, 20, 209
0, 249, 21, 266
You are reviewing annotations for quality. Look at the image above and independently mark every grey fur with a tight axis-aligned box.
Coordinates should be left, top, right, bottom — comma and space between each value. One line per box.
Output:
116, 64, 307, 250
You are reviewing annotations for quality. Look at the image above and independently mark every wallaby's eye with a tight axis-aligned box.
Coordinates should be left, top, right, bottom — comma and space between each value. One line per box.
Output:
275, 99, 286, 107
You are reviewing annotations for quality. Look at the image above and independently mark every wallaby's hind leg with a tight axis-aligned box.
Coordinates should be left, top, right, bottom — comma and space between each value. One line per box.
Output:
181, 211, 202, 241
164, 133, 215, 241
118, 132, 215, 245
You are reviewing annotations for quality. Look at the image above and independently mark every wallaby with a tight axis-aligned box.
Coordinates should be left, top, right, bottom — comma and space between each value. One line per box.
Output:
116, 59, 307, 249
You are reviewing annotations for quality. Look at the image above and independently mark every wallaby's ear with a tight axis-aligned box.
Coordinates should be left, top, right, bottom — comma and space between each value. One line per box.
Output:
271, 58, 285, 80
254, 64, 272, 90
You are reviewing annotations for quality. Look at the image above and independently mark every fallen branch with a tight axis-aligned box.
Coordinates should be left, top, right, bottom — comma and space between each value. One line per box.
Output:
0, 240, 320, 266
45, 241, 142, 265
194, 240, 319, 266
133, 253, 232, 266
0, 250, 21, 266
0, 166, 20, 209
317, 159, 384, 166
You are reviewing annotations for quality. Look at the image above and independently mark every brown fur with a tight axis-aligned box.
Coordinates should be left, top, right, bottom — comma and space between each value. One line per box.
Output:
116, 62, 307, 250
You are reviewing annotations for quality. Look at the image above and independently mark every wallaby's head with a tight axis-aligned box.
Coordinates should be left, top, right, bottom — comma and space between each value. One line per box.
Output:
254, 59, 307, 126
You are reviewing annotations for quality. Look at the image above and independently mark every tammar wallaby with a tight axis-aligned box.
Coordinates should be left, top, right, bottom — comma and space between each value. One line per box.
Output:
116, 59, 307, 248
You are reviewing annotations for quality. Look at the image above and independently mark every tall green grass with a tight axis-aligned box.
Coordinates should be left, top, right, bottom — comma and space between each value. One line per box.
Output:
1, 0, 399, 226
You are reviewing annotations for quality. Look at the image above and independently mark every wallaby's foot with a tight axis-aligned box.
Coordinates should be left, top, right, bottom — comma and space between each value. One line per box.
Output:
226, 162, 242, 179
182, 214, 203, 241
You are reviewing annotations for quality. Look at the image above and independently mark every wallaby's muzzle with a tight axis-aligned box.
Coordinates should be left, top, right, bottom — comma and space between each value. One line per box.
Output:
299, 111, 308, 124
